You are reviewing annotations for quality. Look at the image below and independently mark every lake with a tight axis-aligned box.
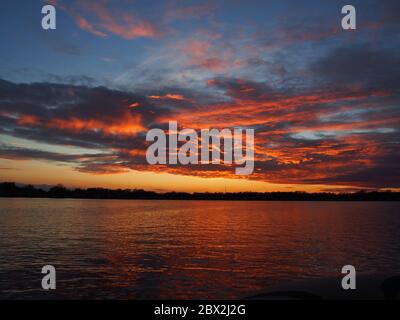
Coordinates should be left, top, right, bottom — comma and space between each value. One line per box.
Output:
0, 198, 399, 299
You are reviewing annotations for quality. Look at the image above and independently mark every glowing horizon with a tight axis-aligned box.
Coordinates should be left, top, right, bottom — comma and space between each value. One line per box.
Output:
0, 0, 399, 192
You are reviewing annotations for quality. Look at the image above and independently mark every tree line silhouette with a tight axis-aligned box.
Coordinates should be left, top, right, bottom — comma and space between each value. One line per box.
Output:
1, 182, 399, 201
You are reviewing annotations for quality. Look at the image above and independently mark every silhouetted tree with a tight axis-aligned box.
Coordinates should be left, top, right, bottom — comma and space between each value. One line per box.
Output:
0, 182, 399, 201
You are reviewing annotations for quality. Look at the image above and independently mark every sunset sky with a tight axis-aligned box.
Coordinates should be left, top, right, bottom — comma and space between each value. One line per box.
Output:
0, 0, 399, 192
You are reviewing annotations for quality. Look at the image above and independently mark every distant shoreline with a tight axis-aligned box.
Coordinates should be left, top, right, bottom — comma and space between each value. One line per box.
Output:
1, 182, 399, 201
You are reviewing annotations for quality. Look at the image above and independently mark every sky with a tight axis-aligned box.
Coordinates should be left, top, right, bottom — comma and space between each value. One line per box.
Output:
0, 0, 399, 192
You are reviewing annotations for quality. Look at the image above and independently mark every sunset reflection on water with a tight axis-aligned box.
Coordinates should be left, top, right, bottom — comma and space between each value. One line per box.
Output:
0, 199, 399, 299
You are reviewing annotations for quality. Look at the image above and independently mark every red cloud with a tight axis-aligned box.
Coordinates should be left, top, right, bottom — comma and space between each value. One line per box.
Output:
58, 1, 162, 39
74, 16, 107, 38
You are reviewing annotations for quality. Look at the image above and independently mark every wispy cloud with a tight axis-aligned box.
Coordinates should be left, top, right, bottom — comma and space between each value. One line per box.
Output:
57, 0, 162, 39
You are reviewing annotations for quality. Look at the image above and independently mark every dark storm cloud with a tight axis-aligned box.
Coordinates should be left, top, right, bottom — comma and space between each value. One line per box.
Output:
0, 79, 157, 150
310, 45, 400, 92
46, 74, 97, 87
0, 144, 106, 163
0, 78, 150, 123
208, 77, 280, 102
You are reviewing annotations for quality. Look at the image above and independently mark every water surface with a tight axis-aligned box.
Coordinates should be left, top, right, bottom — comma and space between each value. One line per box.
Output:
0, 198, 399, 299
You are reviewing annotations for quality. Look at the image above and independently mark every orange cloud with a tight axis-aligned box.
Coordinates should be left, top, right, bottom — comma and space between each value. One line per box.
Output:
149, 93, 186, 101
48, 115, 144, 136
75, 16, 107, 37
17, 115, 40, 126
129, 102, 140, 108
21, 109, 144, 137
